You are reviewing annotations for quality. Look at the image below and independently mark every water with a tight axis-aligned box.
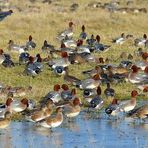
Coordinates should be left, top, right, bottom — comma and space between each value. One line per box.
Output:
0, 111, 148, 148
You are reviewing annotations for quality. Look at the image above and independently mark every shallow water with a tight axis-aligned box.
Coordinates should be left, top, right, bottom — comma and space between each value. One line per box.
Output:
0, 110, 148, 148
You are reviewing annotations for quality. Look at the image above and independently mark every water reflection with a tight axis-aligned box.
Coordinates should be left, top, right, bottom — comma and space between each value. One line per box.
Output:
0, 111, 148, 148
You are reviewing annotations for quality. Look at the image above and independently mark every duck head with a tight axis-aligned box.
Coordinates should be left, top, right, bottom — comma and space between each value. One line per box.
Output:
0, 49, 4, 55
144, 66, 148, 74
28, 56, 34, 64
8, 40, 14, 45
6, 98, 13, 106
73, 97, 80, 106
61, 84, 69, 91
143, 34, 147, 39
121, 33, 125, 38
112, 98, 118, 105
131, 65, 141, 73
142, 52, 148, 60
77, 39, 83, 46
61, 43, 66, 48
9, 10, 13, 13
29, 35, 32, 41
56, 107, 63, 113
92, 74, 100, 80
61, 52, 68, 58
96, 35, 101, 43
53, 84, 61, 91
99, 57, 104, 63
82, 25, 85, 32
96, 86, 102, 95
71, 88, 76, 95
69, 22, 74, 27
21, 98, 29, 107
131, 90, 138, 97
36, 54, 42, 62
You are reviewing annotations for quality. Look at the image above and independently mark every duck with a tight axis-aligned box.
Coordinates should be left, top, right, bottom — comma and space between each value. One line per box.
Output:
80, 74, 101, 89
63, 67, 81, 87
0, 49, 6, 64
134, 34, 147, 46
112, 33, 126, 44
8, 40, 26, 53
25, 35, 36, 50
94, 35, 110, 52
135, 52, 148, 70
43, 84, 61, 103
104, 83, 115, 99
88, 86, 104, 111
37, 107, 63, 128
128, 65, 148, 84
79, 25, 87, 40
19, 52, 30, 64
128, 104, 148, 119
0, 111, 11, 129
86, 34, 96, 46
0, 10, 13, 21
49, 52, 70, 69
105, 98, 120, 116
63, 97, 81, 118
57, 22, 74, 41
41, 40, 54, 52
119, 90, 138, 112
62, 36, 77, 48
137, 84, 148, 93
59, 42, 75, 54
61, 84, 76, 101
26, 99, 54, 122
6, 98, 29, 113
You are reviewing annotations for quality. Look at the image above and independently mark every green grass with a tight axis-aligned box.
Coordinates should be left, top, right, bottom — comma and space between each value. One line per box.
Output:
0, 0, 148, 108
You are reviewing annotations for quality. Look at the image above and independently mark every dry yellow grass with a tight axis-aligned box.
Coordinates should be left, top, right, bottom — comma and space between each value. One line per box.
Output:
0, 0, 147, 105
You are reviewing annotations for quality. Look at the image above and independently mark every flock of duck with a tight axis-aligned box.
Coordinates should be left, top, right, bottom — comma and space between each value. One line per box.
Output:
0, 20, 148, 130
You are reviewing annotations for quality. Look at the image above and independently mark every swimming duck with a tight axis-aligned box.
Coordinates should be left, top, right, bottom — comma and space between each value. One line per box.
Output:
8, 40, 26, 53
0, 49, 6, 64
43, 84, 61, 103
105, 98, 120, 116
0, 111, 11, 129
94, 35, 110, 52
26, 99, 54, 122
19, 52, 30, 64
119, 90, 138, 112
128, 104, 148, 119
37, 107, 63, 128
25, 35, 36, 50
6, 98, 29, 113
134, 34, 147, 46
79, 25, 87, 40
57, 22, 74, 41
104, 83, 115, 99
63, 97, 81, 118
88, 86, 104, 111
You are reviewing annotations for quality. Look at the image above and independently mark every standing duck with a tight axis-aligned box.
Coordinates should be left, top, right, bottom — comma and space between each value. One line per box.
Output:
25, 35, 36, 50
57, 22, 74, 41
37, 107, 63, 128
119, 90, 138, 112
0, 111, 11, 129
134, 34, 147, 46
79, 25, 87, 40
8, 40, 25, 53
104, 83, 115, 99
88, 86, 104, 111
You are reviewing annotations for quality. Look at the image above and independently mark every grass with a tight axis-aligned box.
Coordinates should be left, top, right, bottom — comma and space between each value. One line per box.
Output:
0, 0, 148, 109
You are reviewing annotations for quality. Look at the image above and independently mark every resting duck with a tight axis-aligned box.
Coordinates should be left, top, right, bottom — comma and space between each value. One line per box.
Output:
62, 36, 77, 48
128, 65, 148, 84
94, 35, 110, 52
0, 111, 11, 129
63, 67, 81, 86
119, 90, 138, 112
41, 40, 54, 52
59, 42, 75, 54
83, 89, 97, 103
0, 10, 13, 21
8, 40, 25, 53
26, 99, 54, 122
79, 25, 87, 40
43, 84, 61, 103
104, 83, 115, 99
112, 33, 126, 44
6, 98, 29, 113
25, 35, 36, 50
86, 34, 96, 46
63, 97, 81, 118
0, 49, 6, 64
49, 52, 70, 69
37, 107, 63, 128
88, 86, 104, 111
137, 84, 148, 93
61, 84, 76, 101
80, 74, 101, 89
135, 52, 148, 70
134, 34, 147, 46
19, 52, 30, 64
105, 99, 120, 116
128, 104, 148, 119
57, 22, 74, 41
